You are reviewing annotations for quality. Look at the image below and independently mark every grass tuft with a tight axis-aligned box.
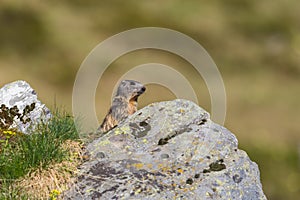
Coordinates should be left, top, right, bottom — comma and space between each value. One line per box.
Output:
0, 109, 83, 199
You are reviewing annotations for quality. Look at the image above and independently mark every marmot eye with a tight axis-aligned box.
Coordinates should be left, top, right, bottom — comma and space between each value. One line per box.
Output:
130, 81, 136, 85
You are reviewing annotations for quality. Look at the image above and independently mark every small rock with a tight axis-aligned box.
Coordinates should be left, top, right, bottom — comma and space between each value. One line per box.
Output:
0, 80, 51, 134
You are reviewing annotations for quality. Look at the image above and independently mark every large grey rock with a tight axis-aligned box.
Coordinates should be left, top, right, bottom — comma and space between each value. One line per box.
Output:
0, 80, 51, 134
64, 99, 267, 200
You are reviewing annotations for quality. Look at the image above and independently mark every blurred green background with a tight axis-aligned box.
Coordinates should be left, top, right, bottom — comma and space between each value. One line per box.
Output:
0, 0, 299, 199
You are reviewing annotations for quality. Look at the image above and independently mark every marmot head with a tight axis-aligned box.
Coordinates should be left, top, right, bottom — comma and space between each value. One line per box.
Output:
116, 80, 146, 102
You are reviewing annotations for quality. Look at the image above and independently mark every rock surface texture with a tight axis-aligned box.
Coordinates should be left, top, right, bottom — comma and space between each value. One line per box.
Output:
0, 80, 51, 134
64, 99, 267, 200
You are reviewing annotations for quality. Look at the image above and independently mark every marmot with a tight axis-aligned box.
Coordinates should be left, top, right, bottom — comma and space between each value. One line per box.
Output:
97, 80, 146, 133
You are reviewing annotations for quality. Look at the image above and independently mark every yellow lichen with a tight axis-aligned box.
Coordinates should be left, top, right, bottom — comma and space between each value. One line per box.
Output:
86, 188, 94, 193
132, 163, 144, 169
120, 126, 130, 133
142, 138, 148, 143
134, 188, 142, 195
216, 179, 225, 186
158, 163, 164, 169
98, 139, 110, 146
147, 163, 153, 169
114, 128, 123, 135
161, 167, 170, 172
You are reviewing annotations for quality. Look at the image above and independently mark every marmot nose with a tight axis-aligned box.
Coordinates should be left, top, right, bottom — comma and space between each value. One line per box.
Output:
141, 87, 146, 92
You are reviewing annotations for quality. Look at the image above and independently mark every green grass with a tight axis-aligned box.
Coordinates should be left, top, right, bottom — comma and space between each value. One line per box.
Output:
0, 110, 80, 199
0, 179, 29, 200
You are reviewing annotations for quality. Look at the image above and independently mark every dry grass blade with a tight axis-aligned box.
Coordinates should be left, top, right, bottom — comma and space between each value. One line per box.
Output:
13, 140, 85, 199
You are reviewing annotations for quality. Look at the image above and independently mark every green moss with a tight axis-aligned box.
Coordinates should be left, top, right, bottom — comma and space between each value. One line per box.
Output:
209, 160, 226, 172
202, 159, 226, 173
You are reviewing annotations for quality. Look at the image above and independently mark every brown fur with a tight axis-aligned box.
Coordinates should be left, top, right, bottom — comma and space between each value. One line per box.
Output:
97, 80, 145, 134
128, 98, 137, 115
100, 109, 118, 133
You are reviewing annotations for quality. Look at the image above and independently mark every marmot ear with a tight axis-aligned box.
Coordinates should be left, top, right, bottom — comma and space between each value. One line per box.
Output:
120, 80, 127, 86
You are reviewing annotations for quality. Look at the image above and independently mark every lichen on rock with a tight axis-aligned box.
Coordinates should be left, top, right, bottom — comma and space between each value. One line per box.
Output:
63, 99, 267, 200
0, 80, 51, 134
